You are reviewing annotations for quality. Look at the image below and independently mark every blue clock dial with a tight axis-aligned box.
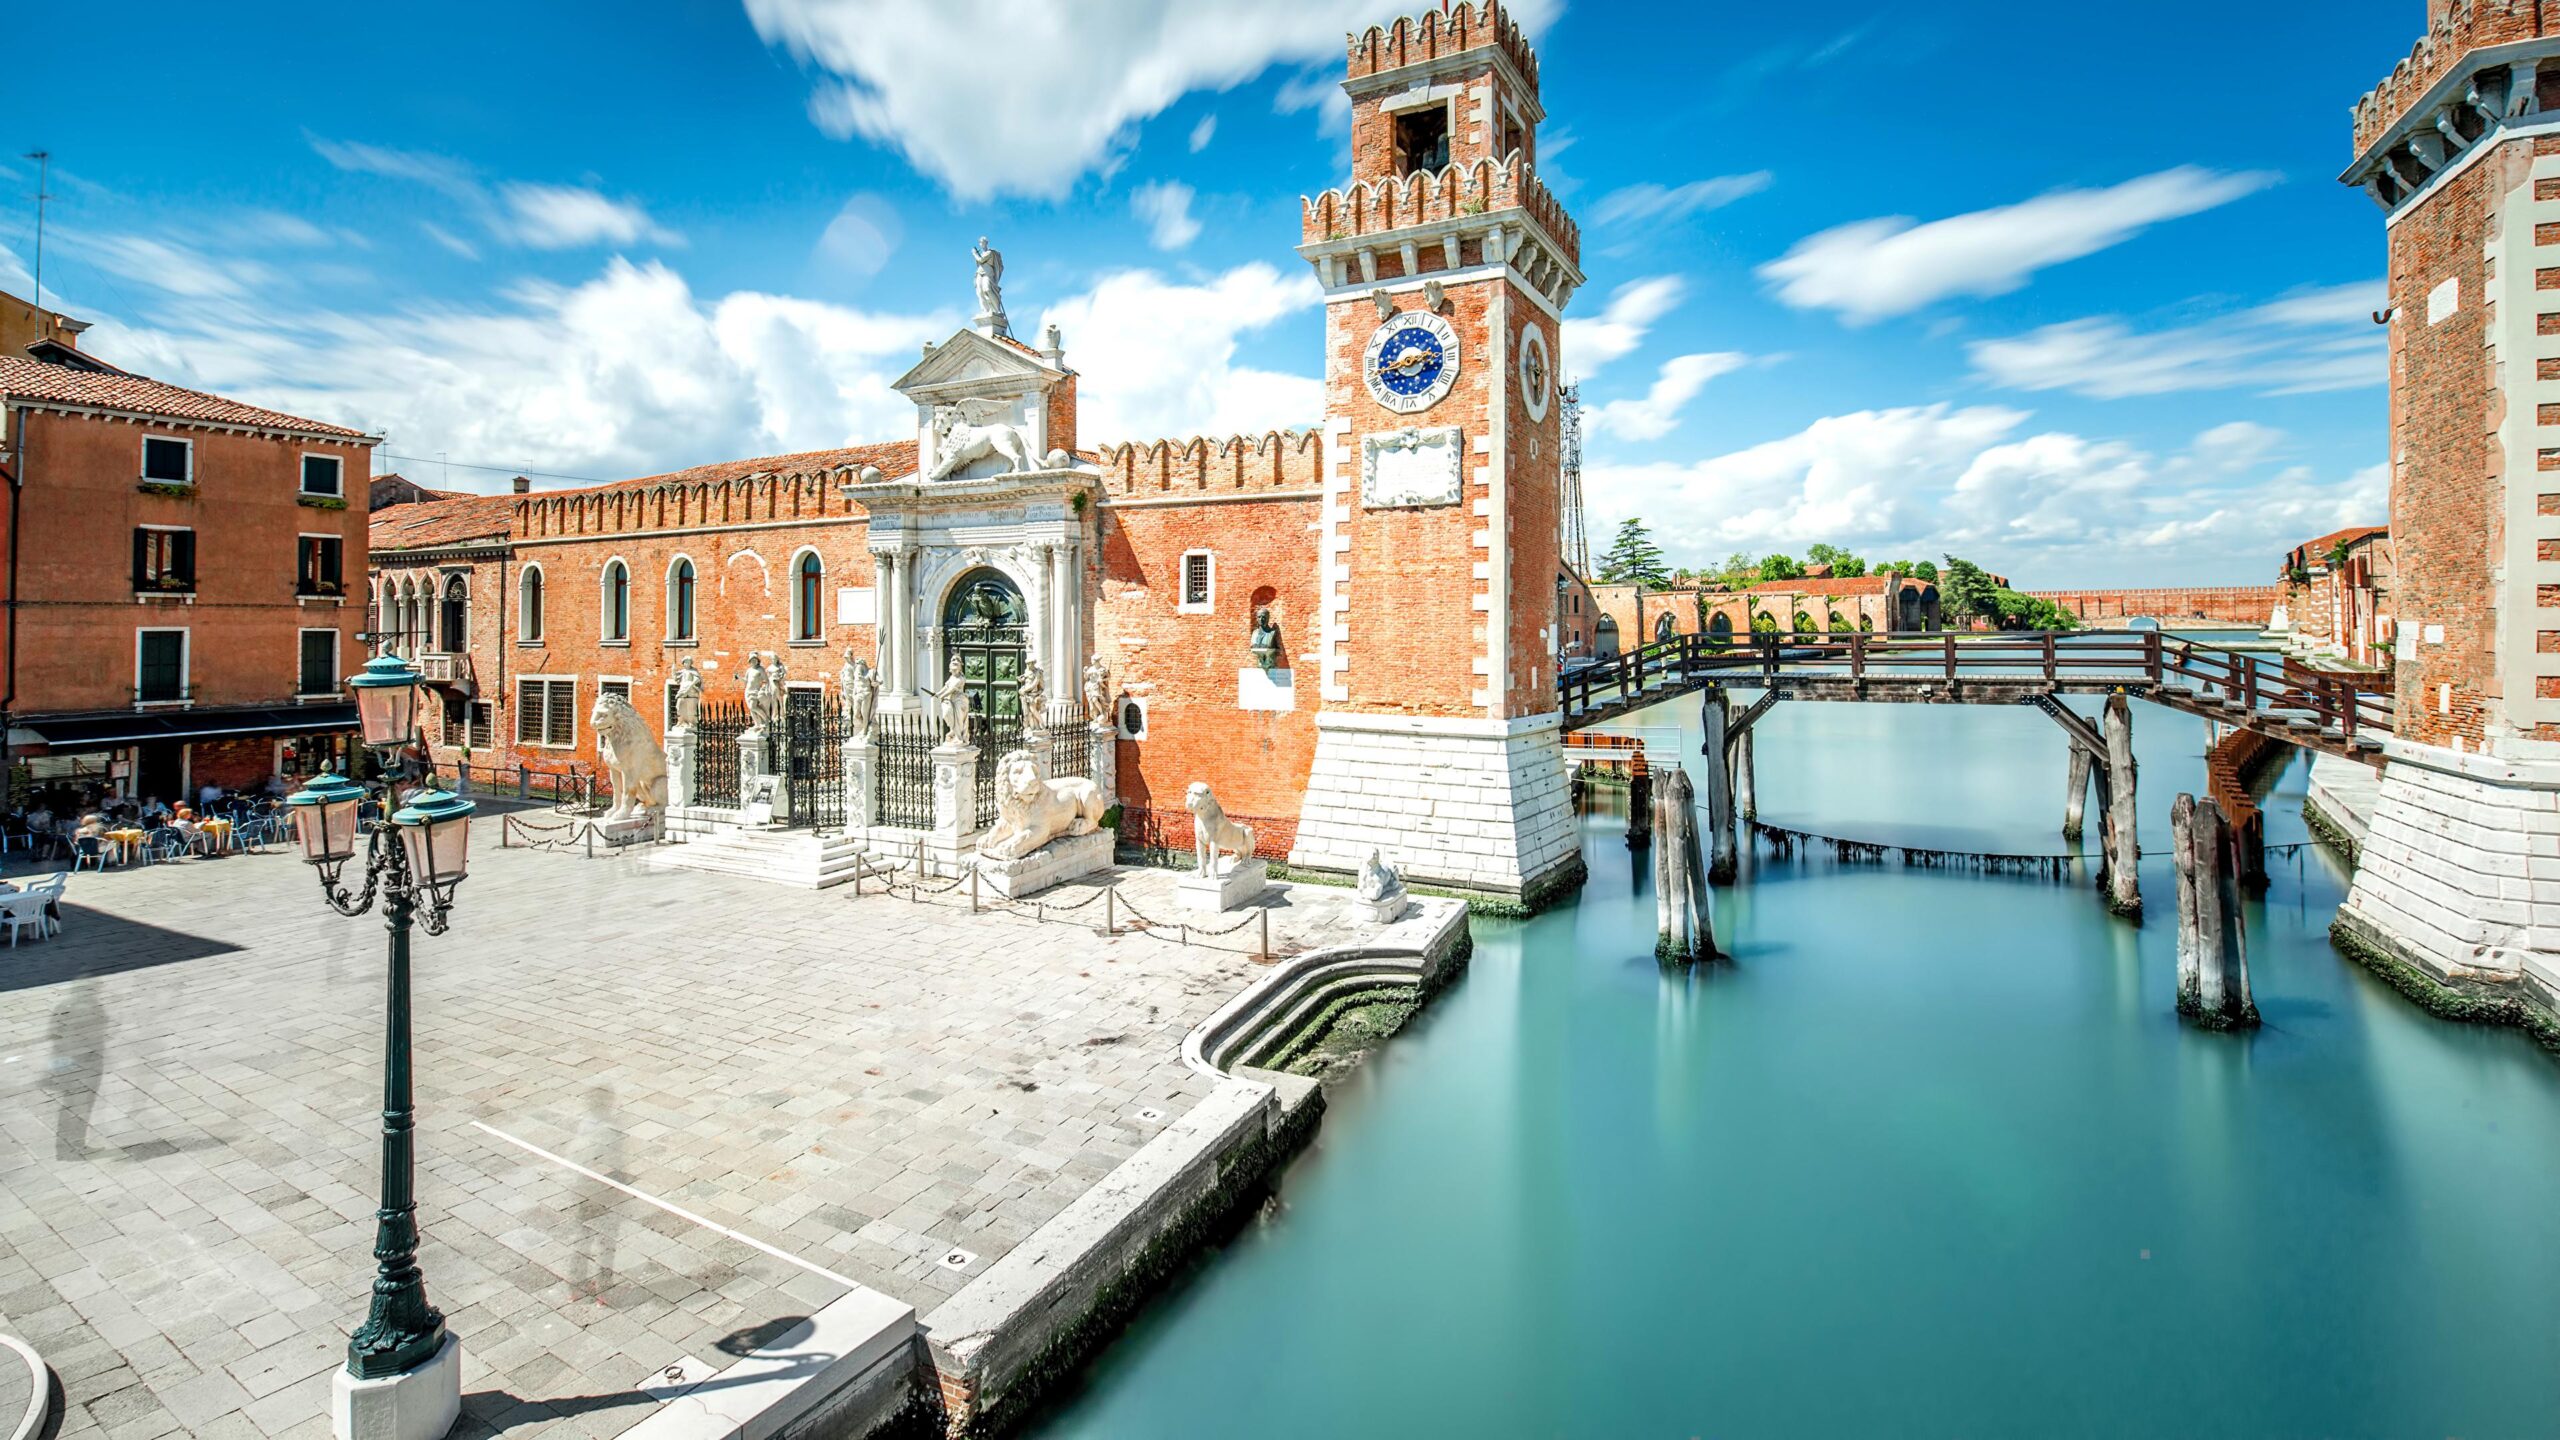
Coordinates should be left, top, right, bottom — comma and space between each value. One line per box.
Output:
1374, 329, 1446, 397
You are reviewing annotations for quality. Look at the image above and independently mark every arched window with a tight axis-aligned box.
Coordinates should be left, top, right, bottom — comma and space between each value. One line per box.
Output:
440, 574, 469, 653
397, 579, 418, 655
668, 557, 696, 641
519, 566, 545, 643
793, 550, 823, 642
602, 560, 630, 642
1654, 611, 1678, 642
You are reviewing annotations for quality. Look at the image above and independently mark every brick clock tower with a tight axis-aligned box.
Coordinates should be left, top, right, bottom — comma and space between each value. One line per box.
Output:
2338, 3, 2560, 1009
1284, 1, 1586, 904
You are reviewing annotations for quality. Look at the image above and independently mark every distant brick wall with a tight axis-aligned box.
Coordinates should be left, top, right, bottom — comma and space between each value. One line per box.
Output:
2024, 586, 2282, 625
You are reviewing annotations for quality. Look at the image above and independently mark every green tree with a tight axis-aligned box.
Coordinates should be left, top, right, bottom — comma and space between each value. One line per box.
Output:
1750, 611, 1780, 637
1940, 555, 1999, 621
1805, 544, 1869, 578
1718, 551, 1757, 584
1600, 518, 1671, 588
1913, 559, 1939, 582
1759, 553, 1804, 582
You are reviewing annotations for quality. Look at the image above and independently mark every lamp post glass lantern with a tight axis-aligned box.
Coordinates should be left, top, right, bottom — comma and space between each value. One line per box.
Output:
287, 656, 475, 1393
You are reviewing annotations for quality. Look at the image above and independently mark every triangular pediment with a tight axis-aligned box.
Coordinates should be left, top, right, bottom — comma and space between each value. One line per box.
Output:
892, 328, 1063, 400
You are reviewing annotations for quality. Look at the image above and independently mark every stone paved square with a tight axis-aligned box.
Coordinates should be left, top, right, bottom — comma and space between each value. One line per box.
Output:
0, 831, 1354, 1438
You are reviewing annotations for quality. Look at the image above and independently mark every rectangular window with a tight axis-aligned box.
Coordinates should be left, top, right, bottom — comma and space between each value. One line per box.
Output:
298, 629, 339, 696
141, 436, 192, 484
137, 630, 186, 703
1179, 550, 1215, 614
300, 453, 344, 497
515, 677, 578, 748
131, 527, 196, 591
600, 678, 631, 704
298, 536, 344, 596
467, 700, 494, 750
1394, 105, 1450, 175
666, 681, 682, 730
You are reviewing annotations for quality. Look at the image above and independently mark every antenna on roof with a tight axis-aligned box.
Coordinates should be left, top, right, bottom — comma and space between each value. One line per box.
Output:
21, 151, 49, 313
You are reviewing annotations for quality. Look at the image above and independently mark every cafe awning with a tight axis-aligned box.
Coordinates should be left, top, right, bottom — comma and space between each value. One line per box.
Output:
15, 703, 361, 752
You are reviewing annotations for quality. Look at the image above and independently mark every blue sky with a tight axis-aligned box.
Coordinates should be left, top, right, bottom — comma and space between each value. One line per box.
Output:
2, 1, 2422, 585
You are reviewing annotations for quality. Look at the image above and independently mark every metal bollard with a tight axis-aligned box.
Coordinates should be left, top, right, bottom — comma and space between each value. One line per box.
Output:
1259, 910, 1270, 962
970, 866, 980, 914
1100, 888, 1115, 937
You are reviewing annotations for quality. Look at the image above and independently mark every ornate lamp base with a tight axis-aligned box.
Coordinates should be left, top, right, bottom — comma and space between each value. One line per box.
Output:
331, 1332, 460, 1440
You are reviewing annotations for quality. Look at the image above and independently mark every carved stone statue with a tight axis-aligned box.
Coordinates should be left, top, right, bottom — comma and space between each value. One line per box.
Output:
1357, 847, 1404, 902
1019, 658, 1046, 726
840, 651, 877, 740
928, 398, 1038, 481
673, 657, 703, 730
1249, 607, 1282, 671
934, 655, 973, 747
764, 653, 790, 734
1183, 782, 1255, 878
1082, 656, 1110, 719
978, 749, 1109, 862
590, 692, 669, 824
973, 236, 1009, 338
741, 653, 772, 732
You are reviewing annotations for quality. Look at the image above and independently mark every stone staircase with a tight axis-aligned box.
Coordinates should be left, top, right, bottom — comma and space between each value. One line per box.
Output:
651, 825, 868, 889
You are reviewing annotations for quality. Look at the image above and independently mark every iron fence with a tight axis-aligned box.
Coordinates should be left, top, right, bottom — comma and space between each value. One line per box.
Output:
786, 701, 845, 831
874, 712, 935, 829
974, 710, 1023, 831
694, 700, 749, 809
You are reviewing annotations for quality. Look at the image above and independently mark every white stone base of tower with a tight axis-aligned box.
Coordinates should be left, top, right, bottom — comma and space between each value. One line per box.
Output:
1288, 711, 1582, 907
2333, 738, 2560, 1026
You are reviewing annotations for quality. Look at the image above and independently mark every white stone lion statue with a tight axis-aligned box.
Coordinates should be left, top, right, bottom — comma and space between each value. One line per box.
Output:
590, 692, 669, 824
978, 749, 1108, 861
1184, 782, 1254, 877
927, 398, 1037, 482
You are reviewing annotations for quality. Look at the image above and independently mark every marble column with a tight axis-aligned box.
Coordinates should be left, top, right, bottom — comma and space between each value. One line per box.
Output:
873, 550, 901, 697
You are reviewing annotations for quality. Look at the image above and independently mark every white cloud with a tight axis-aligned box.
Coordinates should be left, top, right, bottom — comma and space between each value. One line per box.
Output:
1590, 173, 1772, 227
1967, 281, 2387, 398
310, 138, 480, 200
1131, 180, 1202, 251
1037, 262, 1322, 441
1274, 68, 1353, 139
420, 223, 480, 261
816, 192, 903, 278
1583, 406, 2380, 584
1189, 114, 1217, 153
1759, 167, 2280, 324
1562, 276, 1685, 378
1587, 353, 1746, 442
740, 0, 1557, 199
495, 183, 681, 249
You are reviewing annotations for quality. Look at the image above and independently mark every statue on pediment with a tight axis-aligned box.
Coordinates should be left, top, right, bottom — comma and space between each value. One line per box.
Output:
973, 237, 1010, 339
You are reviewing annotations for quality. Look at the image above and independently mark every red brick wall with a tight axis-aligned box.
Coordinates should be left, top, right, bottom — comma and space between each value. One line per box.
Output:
1502, 285, 1563, 714
1094, 493, 1320, 820
6, 408, 371, 715
2022, 586, 2283, 625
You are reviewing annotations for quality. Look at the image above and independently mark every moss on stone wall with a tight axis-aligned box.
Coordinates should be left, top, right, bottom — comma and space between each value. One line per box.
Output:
2301, 798, 2361, 869
2329, 917, 2560, 1057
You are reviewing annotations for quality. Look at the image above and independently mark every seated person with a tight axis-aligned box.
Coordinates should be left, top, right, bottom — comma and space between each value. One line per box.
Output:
138, 796, 172, 824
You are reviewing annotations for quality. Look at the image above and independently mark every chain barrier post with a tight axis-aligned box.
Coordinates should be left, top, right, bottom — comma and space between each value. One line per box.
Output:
1259, 909, 1270, 962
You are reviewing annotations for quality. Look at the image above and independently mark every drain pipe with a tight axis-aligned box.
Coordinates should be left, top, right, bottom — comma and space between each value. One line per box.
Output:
3, 403, 23, 807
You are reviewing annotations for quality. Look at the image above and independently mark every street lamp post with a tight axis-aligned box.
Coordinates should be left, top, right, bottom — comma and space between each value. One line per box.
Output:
290, 655, 476, 1440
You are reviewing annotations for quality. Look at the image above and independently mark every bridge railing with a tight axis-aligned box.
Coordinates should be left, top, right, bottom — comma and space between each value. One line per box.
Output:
1559, 629, 2394, 747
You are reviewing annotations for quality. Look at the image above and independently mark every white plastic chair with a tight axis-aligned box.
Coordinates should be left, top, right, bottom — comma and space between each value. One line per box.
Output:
18, 874, 64, 937
0, 892, 49, 946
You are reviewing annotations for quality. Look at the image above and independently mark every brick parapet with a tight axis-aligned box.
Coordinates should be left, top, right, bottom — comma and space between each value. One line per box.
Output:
1091, 432, 1321, 499
2023, 585, 2283, 625
1344, 0, 1539, 98
2353, 1, 2552, 157
1300, 154, 1578, 266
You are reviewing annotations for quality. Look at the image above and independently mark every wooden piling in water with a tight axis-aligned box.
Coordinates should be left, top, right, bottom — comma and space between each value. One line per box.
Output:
1700, 685, 1736, 884
2064, 745, 2091, 842
1654, 766, 1715, 964
2173, 791, 2259, 1029
1626, 751, 1654, 850
1734, 723, 1756, 821
2099, 692, 2141, 919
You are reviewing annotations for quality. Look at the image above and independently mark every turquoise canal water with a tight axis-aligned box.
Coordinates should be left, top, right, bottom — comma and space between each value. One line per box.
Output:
1035, 693, 2560, 1439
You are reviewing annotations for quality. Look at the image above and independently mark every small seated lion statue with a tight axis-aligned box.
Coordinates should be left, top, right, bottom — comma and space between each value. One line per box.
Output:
1184, 781, 1255, 877
590, 692, 669, 824
979, 749, 1109, 861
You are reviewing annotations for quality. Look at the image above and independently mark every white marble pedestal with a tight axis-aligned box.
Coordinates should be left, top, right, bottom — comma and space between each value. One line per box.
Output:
1354, 889, 1410, 925
331, 1334, 460, 1440
1177, 858, 1269, 913
974, 829, 1112, 900
597, 813, 663, 847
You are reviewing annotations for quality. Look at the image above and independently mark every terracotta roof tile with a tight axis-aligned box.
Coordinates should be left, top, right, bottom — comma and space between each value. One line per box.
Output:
0, 355, 372, 439
367, 493, 516, 551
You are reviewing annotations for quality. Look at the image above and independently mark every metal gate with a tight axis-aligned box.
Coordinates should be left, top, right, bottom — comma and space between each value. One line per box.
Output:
784, 690, 843, 830
694, 700, 748, 809
874, 713, 935, 829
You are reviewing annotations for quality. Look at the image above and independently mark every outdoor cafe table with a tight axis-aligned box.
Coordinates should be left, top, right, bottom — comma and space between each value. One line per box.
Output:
103, 828, 146, 864
199, 818, 232, 854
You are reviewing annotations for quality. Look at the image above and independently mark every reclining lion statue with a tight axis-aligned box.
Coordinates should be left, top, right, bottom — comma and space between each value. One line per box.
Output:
978, 749, 1108, 861
590, 692, 669, 824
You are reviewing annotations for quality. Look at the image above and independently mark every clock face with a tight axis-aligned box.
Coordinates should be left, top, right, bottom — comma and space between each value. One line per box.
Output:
1518, 323, 1552, 422
1363, 311, 1461, 414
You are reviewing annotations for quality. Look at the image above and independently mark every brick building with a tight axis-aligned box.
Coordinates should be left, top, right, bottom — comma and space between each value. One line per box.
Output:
2277, 525, 2395, 667
0, 332, 376, 803
370, 0, 1585, 902
2335, 1, 2560, 1021
1587, 574, 1943, 651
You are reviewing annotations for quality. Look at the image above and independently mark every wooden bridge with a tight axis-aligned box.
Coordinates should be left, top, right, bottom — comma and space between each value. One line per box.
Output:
1558, 630, 2390, 766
